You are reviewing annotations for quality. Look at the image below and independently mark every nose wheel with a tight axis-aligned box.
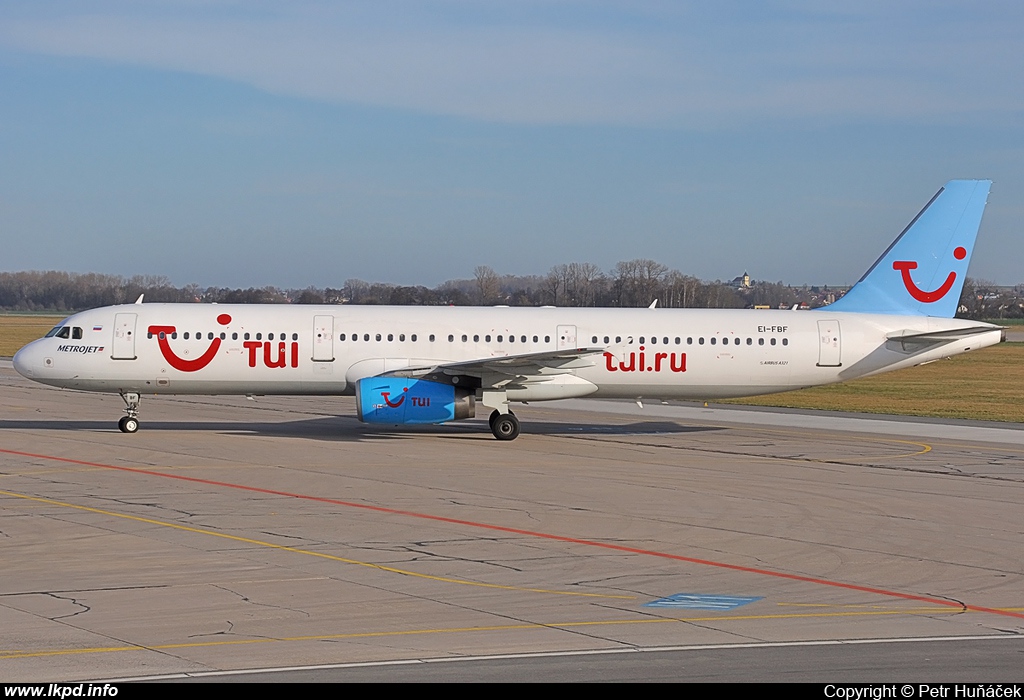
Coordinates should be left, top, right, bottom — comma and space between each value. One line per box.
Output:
118, 391, 141, 433
118, 416, 140, 433
489, 410, 520, 441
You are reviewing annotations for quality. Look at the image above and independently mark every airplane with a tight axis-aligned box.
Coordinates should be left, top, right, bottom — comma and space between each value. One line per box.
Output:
12, 180, 1003, 441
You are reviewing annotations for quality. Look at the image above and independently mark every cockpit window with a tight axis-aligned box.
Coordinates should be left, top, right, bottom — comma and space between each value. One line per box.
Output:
55, 327, 71, 339
72, 327, 83, 339
45, 326, 63, 338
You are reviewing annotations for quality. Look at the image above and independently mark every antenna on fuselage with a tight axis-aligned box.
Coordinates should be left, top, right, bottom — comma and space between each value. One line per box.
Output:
134, 294, 144, 304
648, 299, 658, 309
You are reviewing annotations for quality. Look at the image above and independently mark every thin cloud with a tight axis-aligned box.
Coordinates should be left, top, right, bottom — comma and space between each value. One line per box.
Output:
1, 1, 1022, 126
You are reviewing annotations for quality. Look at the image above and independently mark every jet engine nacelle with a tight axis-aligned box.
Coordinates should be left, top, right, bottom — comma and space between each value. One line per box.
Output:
355, 378, 476, 425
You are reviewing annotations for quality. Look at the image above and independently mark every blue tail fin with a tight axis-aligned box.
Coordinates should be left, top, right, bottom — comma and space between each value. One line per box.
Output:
828, 180, 991, 318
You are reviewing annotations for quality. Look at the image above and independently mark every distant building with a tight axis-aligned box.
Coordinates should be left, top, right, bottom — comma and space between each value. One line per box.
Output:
730, 271, 751, 289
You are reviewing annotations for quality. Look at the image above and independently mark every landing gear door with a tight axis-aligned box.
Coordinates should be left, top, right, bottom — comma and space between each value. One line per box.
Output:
312, 315, 334, 362
816, 319, 842, 367
556, 325, 577, 351
112, 313, 137, 360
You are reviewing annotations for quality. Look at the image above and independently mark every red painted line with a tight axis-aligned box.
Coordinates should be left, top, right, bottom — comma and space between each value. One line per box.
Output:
3, 447, 1021, 620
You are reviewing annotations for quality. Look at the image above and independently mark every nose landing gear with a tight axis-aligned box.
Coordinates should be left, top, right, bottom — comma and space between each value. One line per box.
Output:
118, 392, 140, 433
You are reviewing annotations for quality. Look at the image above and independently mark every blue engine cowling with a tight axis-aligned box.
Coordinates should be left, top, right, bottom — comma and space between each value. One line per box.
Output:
355, 378, 476, 425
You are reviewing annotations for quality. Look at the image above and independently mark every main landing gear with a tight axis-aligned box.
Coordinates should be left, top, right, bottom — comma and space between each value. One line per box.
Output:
118, 391, 140, 433
483, 390, 520, 440
488, 409, 520, 441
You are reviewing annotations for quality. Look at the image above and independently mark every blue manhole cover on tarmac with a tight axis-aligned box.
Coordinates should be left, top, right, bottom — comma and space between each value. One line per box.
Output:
643, 594, 763, 610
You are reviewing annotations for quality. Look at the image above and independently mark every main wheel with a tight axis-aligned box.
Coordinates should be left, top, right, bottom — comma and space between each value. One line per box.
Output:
120, 416, 139, 433
490, 412, 520, 441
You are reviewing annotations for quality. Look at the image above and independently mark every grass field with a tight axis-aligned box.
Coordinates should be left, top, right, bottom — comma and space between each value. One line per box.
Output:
1, 315, 1020, 423
0, 315, 63, 358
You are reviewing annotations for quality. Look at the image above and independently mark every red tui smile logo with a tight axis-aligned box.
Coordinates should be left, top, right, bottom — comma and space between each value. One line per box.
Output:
892, 246, 966, 303
381, 387, 408, 408
149, 314, 231, 372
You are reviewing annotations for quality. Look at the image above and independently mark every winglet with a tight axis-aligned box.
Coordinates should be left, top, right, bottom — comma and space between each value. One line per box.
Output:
828, 180, 991, 318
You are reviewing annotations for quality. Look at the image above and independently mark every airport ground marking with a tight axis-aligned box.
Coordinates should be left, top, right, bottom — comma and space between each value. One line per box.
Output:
0, 606, 974, 661
698, 424, 933, 459
2, 447, 1022, 622
0, 488, 632, 601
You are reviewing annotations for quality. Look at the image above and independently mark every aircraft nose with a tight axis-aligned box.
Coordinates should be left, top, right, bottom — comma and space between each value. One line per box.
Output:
13, 341, 40, 378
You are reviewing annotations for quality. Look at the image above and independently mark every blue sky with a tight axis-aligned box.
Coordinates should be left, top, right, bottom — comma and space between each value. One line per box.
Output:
1, 1, 1022, 288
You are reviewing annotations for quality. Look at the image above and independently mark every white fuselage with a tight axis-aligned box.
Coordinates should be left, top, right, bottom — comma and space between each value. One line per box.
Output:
12, 304, 1002, 402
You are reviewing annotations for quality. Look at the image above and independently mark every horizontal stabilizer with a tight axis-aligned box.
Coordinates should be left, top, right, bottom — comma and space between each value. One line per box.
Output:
885, 325, 1003, 352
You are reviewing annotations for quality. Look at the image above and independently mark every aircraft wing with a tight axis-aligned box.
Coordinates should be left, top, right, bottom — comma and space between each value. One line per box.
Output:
381, 347, 606, 386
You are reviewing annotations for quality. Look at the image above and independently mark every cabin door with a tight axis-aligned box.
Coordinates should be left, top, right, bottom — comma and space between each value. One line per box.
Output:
111, 313, 137, 360
312, 315, 334, 361
816, 320, 842, 367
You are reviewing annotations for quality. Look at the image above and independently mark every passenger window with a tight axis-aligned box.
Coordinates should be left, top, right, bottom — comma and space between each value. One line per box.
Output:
640, 336, 646, 344
533, 335, 539, 343
698, 337, 704, 345
545, 336, 550, 343
232, 333, 238, 340
710, 337, 717, 345
448, 334, 454, 342
244, 333, 250, 340
159, 332, 166, 340
687, 337, 693, 345
461, 334, 467, 342
256, 333, 262, 341
663, 337, 669, 344
376, 334, 381, 341
509, 335, 515, 343
759, 338, 765, 346
388, 334, 394, 341
292, 333, 298, 341
269, 333, 275, 341
340, 333, 346, 341
400, 334, 406, 341
650, 336, 657, 344
615, 336, 621, 343
429, 334, 435, 342
771, 338, 777, 346
208, 332, 215, 340
474, 335, 479, 342
498, 335, 504, 342
603, 336, 609, 344
219, 333, 226, 340
184, 332, 190, 340
485, 335, 492, 342
411, 334, 417, 342
782, 338, 789, 346
364, 334, 370, 341
521, 336, 527, 343
746, 338, 752, 345
171, 332, 178, 339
